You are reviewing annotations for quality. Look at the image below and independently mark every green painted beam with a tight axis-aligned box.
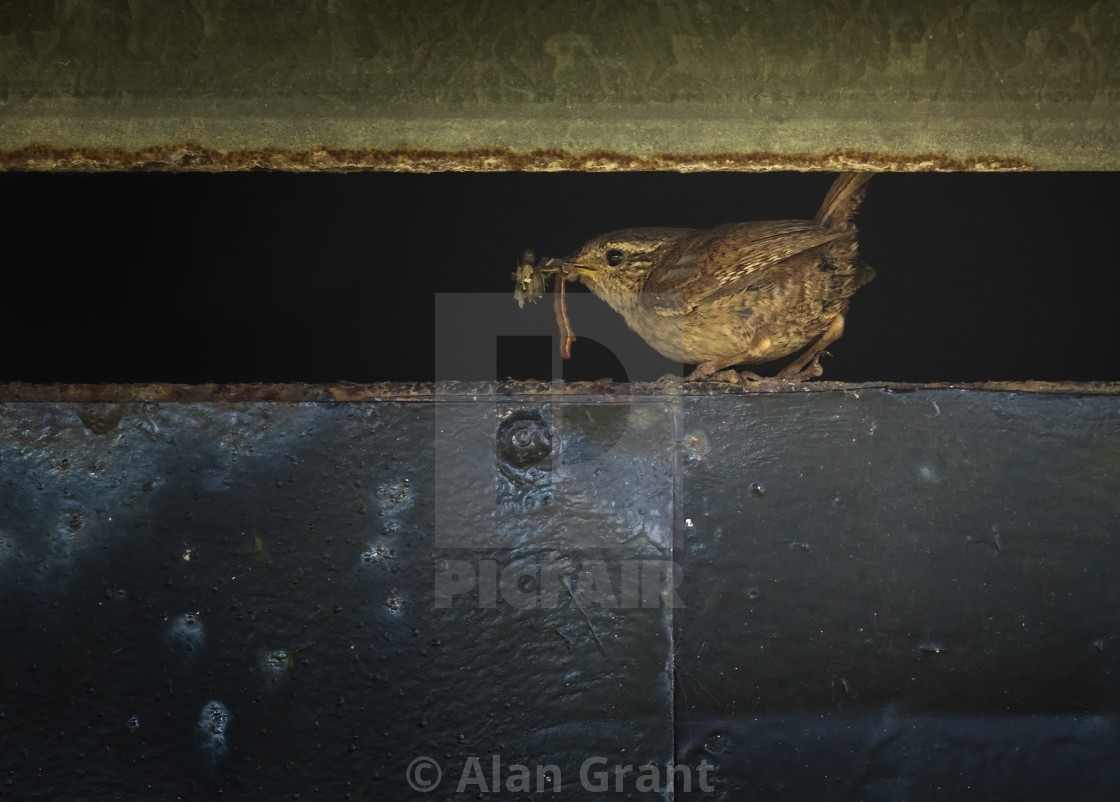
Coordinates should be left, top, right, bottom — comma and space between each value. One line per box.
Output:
1, 2, 1117, 170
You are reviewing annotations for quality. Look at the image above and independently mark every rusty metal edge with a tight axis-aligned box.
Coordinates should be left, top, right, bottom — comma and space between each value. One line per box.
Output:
0, 145, 1034, 173
0, 380, 1116, 404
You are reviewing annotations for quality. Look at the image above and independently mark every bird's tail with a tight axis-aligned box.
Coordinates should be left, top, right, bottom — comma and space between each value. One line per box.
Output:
814, 172, 872, 230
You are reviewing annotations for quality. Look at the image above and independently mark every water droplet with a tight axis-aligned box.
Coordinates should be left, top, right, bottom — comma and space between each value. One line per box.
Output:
918, 641, 945, 654
126, 714, 140, 731
167, 612, 205, 658
746, 588, 760, 601
360, 543, 395, 566
749, 483, 766, 496
682, 431, 709, 464
138, 408, 161, 440
376, 479, 412, 512
385, 590, 405, 613
197, 700, 232, 759
55, 507, 86, 544
262, 648, 289, 673
521, 488, 554, 508
916, 465, 941, 484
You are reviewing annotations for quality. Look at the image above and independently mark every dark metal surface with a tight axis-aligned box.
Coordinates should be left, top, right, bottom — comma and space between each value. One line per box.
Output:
1, 387, 1118, 799
674, 389, 1120, 798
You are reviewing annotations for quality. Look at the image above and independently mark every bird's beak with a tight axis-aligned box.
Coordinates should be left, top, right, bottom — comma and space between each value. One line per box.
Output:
543, 255, 595, 279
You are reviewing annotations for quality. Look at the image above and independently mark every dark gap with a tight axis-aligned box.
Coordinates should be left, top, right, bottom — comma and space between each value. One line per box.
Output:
2, 171, 1115, 384
496, 335, 553, 381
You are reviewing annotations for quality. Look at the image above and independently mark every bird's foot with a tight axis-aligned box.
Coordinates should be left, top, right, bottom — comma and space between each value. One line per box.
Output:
687, 354, 825, 383
775, 354, 825, 382
685, 367, 758, 384
734, 369, 767, 383
685, 363, 718, 381
706, 369, 750, 384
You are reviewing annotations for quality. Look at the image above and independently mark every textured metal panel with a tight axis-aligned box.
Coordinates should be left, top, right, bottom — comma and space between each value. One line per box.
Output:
1, 1, 1118, 170
0, 398, 675, 799
1, 387, 1118, 798
674, 389, 1120, 797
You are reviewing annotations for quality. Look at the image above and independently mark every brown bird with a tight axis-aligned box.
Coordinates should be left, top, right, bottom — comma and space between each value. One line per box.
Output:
542, 173, 875, 381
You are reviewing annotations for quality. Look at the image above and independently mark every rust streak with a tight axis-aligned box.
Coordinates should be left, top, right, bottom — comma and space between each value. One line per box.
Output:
0, 144, 1034, 173
0, 380, 1116, 404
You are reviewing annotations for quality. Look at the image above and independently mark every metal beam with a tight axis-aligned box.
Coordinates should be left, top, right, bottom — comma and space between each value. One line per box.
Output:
2, 1, 1117, 170
1, 383, 1118, 797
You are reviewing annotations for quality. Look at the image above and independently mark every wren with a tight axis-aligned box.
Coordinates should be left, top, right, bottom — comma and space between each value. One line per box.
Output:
541, 173, 875, 381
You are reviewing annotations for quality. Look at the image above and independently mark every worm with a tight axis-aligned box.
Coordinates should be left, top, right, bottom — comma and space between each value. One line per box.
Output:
553, 267, 576, 359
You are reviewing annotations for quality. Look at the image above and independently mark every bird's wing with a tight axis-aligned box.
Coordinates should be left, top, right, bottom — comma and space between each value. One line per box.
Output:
641, 221, 843, 311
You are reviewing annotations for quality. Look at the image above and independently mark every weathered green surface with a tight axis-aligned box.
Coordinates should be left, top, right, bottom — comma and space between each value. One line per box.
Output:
1, 1, 1117, 169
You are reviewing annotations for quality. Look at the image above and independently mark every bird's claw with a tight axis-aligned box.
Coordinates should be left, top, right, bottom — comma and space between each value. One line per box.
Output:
775, 354, 824, 381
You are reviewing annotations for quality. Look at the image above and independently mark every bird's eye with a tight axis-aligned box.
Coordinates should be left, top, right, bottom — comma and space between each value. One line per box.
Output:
606, 249, 624, 266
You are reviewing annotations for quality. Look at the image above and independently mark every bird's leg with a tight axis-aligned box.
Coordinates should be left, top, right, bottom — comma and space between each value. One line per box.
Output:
688, 358, 763, 382
685, 360, 725, 381
772, 354, 824, 382
687, 316, 848, 383
774, 314, 846, 381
